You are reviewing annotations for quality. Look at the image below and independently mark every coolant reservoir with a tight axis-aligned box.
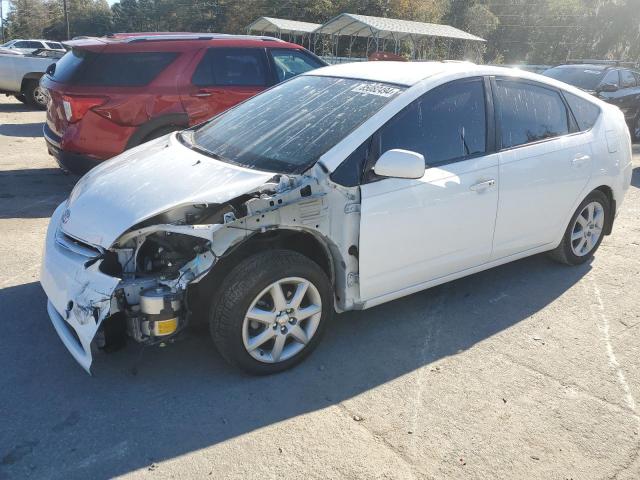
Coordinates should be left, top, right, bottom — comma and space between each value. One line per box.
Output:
139, 285, 181, 336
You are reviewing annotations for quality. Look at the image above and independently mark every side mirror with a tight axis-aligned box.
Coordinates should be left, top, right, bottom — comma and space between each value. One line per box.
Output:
45, 63, 55, 76
597, 83, 618, 93
373, 149, 425, 179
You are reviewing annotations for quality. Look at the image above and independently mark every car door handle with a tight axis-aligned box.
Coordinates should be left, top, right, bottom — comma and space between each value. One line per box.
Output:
571, 154, 590, 167
469, 179, 496, 192
191, 90, 213, 98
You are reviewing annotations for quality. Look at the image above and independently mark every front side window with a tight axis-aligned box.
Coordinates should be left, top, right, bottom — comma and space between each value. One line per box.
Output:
564, 92, 600, 131
192, 48, 268, 87
46, 42, 63, 49
189, 75, 403, 174
601, 70, 620, 87
378, 78, 487, 166
495, 80, 569, 149
621, 70, 637, 88
270, 49, 325, 82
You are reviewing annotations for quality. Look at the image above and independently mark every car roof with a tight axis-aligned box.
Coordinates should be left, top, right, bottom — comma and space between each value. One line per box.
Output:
64, 33, 304, 52
307, 61, 559, 87
550, 64, 613, 71
306, 61, 468, 86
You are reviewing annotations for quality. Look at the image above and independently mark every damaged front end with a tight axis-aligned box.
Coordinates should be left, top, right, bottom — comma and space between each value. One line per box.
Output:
41, 166, 359, 374
40, 202, 217, 372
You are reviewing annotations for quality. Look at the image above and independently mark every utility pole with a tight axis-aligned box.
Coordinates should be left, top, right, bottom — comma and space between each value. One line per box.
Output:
0, 0, 5, 44
62, 0, 70, 40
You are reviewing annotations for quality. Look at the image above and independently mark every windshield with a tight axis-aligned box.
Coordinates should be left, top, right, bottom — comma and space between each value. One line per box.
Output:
543, 66, 606, 90
190, 75, 404, 174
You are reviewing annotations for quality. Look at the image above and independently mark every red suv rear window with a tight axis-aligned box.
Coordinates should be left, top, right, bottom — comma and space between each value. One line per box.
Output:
50, 49, 178, 87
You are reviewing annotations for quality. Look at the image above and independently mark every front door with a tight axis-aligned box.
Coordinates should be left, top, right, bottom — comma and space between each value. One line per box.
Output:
181, 47, 270, 125
358, 78, 500, 301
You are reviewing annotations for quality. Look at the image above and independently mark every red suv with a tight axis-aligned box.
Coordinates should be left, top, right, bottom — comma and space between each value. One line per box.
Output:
41, 33, 326, 173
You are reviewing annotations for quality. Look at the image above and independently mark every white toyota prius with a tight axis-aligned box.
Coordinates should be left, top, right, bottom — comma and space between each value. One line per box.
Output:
40, 62, 633, 375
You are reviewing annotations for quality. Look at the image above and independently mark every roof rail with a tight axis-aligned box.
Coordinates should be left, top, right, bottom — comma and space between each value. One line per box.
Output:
122, 33, 284, 43
565, 59, 638, 67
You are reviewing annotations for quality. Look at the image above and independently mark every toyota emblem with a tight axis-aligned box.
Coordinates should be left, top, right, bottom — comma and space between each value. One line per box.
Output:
61, 209, 71, 224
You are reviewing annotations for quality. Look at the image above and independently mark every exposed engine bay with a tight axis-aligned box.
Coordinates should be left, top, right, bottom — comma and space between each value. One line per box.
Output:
87, 170, 360, 352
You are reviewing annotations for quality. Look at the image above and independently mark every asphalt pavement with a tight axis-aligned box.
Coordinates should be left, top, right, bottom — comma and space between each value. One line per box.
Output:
1, 95, 639, 479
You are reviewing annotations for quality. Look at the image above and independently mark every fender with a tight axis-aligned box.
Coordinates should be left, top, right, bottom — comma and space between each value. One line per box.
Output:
125, 113, 189, 149
21, 71, 45, 91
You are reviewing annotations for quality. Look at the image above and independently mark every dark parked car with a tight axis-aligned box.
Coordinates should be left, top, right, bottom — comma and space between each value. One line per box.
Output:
543, 62, 640, 140
41, 33, 326, 173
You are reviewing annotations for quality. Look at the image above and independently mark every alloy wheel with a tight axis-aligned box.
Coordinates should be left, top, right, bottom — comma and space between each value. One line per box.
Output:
33, 86, 47, 107
242, 277, 322, 363
570, 201, 604, 256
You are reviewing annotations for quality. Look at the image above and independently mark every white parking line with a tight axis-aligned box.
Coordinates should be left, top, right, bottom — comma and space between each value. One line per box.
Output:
586, 276, 640, 425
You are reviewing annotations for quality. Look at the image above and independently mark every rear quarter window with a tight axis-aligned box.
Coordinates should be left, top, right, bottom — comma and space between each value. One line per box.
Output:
50, 50, 178, 86
563, 92, 601, 131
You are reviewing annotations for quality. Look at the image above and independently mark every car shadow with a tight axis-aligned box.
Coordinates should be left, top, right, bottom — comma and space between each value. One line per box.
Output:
0, 122, 44, 138
0, 101, 38, 113
0, 168, 77, 219
0, 254, 591, 479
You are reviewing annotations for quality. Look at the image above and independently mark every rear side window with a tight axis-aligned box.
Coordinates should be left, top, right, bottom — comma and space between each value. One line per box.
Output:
378, 78, 487, 166
270, 49, 324, 82
78, 52, 177, 86
49, 50, 177, 86
192, 48, 268, 87
495, 80, 569, 149
564, 92, 600, 131
49, 49, 86, 83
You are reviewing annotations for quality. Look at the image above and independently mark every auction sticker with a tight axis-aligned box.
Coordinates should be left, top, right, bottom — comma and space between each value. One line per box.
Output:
352, 83, 401, 97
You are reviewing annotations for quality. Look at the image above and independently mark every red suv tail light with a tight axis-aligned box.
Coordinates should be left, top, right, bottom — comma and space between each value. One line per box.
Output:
62, 95, 109, 123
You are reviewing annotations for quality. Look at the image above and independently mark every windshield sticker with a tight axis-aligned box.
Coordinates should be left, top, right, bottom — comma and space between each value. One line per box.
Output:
351, 83, 401, 97
583, 70, 602, 75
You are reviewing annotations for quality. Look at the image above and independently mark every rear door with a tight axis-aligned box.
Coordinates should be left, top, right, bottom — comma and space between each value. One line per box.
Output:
491, 78, 593, 259
181, 47, 270, 125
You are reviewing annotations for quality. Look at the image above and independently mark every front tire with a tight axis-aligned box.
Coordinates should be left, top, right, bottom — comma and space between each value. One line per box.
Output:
549, 190, 609, 265
209, 250, 332, 375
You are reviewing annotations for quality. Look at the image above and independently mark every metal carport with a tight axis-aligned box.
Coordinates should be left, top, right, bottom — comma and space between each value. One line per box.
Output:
313, 13, 486, 60
247, 17, 321, 49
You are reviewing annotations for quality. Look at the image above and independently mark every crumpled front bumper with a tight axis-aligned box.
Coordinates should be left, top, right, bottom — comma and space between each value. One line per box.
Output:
40, 203, 120, 373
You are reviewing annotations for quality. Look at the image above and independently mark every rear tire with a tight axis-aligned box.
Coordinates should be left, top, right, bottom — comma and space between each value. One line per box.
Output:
23, 81, 47, 110
209, 250, 332, 375
13, 94, 27, 104
549, 190, 609, 265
